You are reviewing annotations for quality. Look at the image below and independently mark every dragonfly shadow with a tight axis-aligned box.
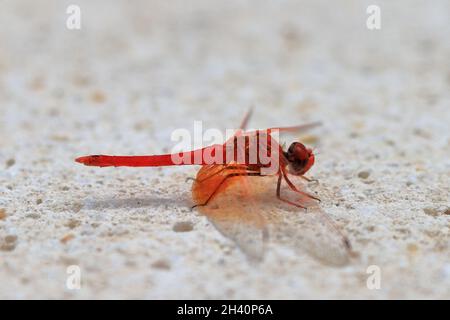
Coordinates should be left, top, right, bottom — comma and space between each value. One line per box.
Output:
80, 194, 190, 211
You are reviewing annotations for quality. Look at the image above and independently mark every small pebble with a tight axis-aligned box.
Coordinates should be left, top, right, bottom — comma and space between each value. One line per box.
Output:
65, 219, 81, 229
91, 90, 106, 103
6, 158, 15, 168
5, 235, 17, 243
26, 213, 40, 219
0, 243, 16, 251
413, 128, 431, 139
423, 207, 450, 217
407, 243, 419, 254
36, 198, 43, 205
172, 221, 194, 232
151, 259, 171, 270
60, 234, 75, 244
358, 171, 370, 179
423, 207, 439, 217
1, 235, 17, 251
0, 208, 7, 220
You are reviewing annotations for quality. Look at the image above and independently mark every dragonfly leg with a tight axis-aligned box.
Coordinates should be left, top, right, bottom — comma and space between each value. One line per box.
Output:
282, 170, 321, 202
276, 174, 308, 211
191, 171, 261, 210
300, 175, 319, 184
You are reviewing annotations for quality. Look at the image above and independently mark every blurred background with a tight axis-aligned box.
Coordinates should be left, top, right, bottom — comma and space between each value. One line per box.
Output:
0, 0, 449, 299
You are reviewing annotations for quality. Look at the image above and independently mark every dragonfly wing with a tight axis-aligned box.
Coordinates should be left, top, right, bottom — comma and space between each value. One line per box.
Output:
215, 173, 352, 266
268, 122, 322, 134
260, 181, 352, 266
268, 207, 351, 266
295, 205, 352, 266
192, 165, 268, 261
239, 107, 253, 130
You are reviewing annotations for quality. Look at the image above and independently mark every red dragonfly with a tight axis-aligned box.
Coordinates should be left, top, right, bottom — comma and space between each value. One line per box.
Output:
76, 110, 352, 263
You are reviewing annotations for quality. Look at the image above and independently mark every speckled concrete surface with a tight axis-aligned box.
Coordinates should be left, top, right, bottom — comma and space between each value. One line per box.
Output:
0, 0, 449, 299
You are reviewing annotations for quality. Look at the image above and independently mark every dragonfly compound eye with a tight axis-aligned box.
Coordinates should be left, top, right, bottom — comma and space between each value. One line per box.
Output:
287, 142, 314, 175
288, 142, 308, 161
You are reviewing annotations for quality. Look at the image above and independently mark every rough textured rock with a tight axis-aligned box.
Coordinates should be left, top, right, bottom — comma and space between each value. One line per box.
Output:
0, 0, 449, 299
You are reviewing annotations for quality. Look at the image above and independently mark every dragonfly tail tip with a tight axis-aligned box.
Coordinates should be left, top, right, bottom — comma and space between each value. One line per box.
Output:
75, 155, 96, 166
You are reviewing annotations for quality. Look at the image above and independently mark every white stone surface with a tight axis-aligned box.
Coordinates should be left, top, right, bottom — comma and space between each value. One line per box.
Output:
0, 0, 449, 299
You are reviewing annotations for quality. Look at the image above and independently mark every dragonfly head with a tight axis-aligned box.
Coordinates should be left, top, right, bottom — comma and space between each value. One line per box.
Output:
285, 142, 315, 176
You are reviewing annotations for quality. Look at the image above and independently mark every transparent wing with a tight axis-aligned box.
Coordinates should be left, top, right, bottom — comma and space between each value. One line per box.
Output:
252, 176, 353, 266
